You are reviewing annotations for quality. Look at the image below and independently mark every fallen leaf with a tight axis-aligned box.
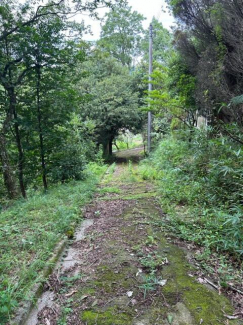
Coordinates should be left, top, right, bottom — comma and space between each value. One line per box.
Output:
92, 299, 98, 307
80, 295, 88, 301
224, 315, 239, 320
65, 290, 77, 297
167, 315, 173, 324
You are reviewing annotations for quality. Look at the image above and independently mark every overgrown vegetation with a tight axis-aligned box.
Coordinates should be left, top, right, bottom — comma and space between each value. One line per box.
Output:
136, 0, 243, 270
1, 0, 243, 322
0, 163, 106, 323
140, 131, 243, 261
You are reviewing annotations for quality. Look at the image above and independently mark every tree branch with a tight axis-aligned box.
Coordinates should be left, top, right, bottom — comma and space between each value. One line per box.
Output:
0, 0, 65, 41
3, 58, 23, 77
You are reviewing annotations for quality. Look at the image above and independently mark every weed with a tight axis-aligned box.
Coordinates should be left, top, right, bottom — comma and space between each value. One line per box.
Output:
139, 274, 160, 298
108, 163, 116, 174
145, 235, 156, 246
0, 284, 17, 324
60, 274, 84, 288
57, 299, 74, 325
121, 160, 139, 183
113, 133, 143, 151
139, 253, 165, 273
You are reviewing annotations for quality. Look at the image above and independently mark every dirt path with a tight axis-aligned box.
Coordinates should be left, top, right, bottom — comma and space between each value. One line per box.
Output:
26, 150, 242, 325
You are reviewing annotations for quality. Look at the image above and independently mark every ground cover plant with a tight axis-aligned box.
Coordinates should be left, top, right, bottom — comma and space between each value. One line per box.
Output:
0, 163, 106, 323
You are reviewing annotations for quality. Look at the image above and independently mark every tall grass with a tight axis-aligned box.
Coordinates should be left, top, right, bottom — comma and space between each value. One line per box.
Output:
0, 163, 106, 323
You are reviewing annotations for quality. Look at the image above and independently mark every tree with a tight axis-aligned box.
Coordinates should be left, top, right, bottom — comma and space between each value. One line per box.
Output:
77, 55, 142, 157
141, 17, 172, 65
0, 0, 70, 198
23, 14, 80, 190
166, 0, 243, 128
144, 56, 196, 133
98, 2, 145, 66
0, 0, 118, 198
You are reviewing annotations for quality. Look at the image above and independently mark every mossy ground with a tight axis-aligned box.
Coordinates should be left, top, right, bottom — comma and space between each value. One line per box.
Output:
36, 150, 242, 325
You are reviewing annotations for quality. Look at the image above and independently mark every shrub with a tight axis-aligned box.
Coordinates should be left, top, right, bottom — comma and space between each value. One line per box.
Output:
140, 129, 243, 258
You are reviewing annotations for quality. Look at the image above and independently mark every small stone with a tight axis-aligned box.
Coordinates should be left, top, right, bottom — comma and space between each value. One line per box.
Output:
158, 279, 167, 286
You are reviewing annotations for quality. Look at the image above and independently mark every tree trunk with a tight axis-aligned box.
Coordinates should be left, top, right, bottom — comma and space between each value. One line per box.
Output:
103, 142, 109, 158
109, 139, 113, 155
8, 87, 27, 198
36, 64, 48, 190
103, 139, 113, 159
0, 132, 18, 199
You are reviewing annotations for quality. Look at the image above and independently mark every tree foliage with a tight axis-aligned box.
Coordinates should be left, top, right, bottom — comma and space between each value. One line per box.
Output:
77, 54, 142, 156
166, 0, 243, 128
0, 0, 145, 201
0, 0, 121, 200
99, 2, 145, 66
141, 17, 172, 65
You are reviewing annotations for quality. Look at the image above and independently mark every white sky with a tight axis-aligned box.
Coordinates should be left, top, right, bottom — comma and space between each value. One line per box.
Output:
19, 0, 175, 40
80, 0, 175, 41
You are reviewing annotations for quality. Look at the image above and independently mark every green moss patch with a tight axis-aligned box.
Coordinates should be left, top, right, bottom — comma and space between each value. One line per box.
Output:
156, 234, 238, 324
81, 307, 132, 325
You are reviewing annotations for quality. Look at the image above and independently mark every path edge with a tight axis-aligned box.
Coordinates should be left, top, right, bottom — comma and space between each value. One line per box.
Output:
10, 239, 67, 325
10, 165, 110, 325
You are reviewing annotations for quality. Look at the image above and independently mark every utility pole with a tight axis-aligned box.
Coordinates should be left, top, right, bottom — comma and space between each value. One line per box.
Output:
147, 23, 153, 154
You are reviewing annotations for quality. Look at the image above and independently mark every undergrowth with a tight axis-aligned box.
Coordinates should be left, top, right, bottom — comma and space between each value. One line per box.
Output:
0, 162, 106, 323
139, 129, 243, 262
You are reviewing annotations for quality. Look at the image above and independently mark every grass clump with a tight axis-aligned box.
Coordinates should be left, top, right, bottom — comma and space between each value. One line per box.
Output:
0, 163, 106, 323
98, 186, 121, 194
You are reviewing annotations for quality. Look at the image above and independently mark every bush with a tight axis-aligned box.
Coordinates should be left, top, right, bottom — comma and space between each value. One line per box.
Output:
140, 129, 243, 258
49, 143, 86, 183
